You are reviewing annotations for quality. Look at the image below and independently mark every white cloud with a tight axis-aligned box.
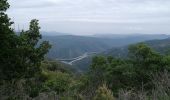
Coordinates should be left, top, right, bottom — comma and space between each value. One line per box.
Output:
7, 0, 170, 34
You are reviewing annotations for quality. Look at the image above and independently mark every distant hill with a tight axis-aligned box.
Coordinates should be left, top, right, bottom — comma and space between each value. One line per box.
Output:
42, 35, 114, 59
103, 38, 170, 58
74, 38, 170, 72
93, 34, 169, 39
42, 34, 169, 59
41, 31, 71, 36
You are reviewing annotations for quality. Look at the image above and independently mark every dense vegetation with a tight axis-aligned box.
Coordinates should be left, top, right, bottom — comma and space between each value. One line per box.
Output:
73, 38, 170, 72
1, 0, 170, 100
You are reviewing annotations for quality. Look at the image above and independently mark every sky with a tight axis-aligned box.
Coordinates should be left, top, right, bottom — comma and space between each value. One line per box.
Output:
7, 0, 170, 35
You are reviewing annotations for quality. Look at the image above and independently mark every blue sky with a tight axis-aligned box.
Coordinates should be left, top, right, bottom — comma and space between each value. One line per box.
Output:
7, 0, 170, 35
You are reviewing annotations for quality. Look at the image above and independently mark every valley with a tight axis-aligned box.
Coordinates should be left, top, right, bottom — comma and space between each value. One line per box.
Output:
56, 52, 98, 65
43, 34, 169, 59
69, 37, 170, 72
42, 34, 170, 72
2, 0, 170, 99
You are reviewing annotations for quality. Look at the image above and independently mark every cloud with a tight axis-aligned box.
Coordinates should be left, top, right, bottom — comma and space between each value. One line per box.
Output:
7, 0, 170, 34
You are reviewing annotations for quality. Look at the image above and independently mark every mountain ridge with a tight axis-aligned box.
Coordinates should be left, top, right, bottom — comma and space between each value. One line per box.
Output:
41, 34, 170, 59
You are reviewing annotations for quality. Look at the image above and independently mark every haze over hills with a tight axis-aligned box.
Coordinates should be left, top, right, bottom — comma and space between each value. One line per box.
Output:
42, 35, 113, 59
103, 38, 170, 58
93, 33, 169, 39
73, 37, 170, 71
42, 33, 169, 59
41, 31, 72, 36
4, 0, 170, 99
3, 0, 170, 99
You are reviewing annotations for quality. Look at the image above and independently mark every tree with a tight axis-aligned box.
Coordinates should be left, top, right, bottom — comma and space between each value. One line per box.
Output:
0, 0, 9, 11
0, 0, 51, 80
43, 72, 72, 94
18, 19, 51, 79
128, 43, 157, 62
0, 0, 51, 99
89, 43, 170, 95
90, 56, 108, 90
0, 0, 19, 80
128, 43, 170, 89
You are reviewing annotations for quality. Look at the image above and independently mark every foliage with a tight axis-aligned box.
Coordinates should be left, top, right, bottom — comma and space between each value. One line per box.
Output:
0, 0, 51, 99
41, 60, 76, 73
0, 0, 51, 80
93, 84, 114, 100
0, 0, 18, 80
118, 71, 170, 100
1, 0, 170, 99
43, 71, 72, 93
89, 43, 170, 95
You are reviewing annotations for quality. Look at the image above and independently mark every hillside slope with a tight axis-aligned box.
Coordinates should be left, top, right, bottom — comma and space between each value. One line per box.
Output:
75, 38, 170, 71
42, 34, 169, 59
103, 38, 170, 58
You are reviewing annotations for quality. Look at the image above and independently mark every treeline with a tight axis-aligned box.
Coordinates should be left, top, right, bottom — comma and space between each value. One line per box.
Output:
1, 0, 170, 100
85, 43, 170, 99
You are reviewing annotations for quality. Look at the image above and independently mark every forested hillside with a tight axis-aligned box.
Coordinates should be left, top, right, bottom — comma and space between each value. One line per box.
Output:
42, 34, 169, 59
42, 35, 113, 59
103, 38, 170, 58
74, 38, 170, 71
1, 0, 170, 100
